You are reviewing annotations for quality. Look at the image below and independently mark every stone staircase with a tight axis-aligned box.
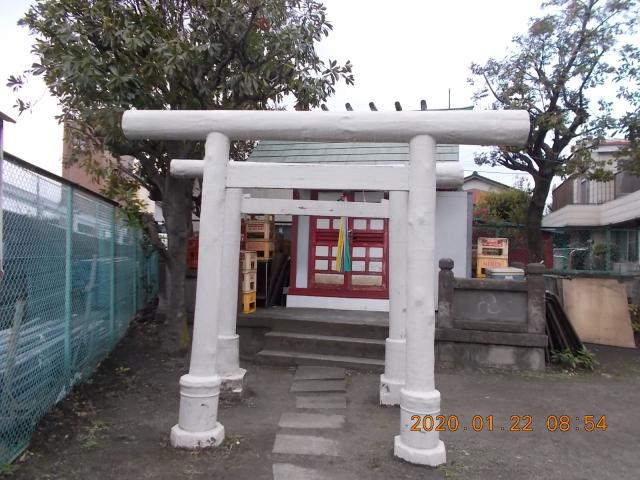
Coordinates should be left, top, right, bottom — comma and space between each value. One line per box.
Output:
253, 308, 388, 371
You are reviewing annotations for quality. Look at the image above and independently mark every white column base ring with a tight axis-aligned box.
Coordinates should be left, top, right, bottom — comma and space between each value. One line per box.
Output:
170, 422, 225, 449
172, 374, 225, 449
394, 436, 446, 466
379, 374, 404, 406
394, 388, 446, 466
220, 368, 247, 394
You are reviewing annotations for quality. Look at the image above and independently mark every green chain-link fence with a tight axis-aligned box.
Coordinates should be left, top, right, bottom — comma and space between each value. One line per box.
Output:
0, 155, 158, 465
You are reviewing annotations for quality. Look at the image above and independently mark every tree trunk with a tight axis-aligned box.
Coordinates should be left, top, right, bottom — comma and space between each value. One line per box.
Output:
161, 176, 194, 352
526, 173, 553, 263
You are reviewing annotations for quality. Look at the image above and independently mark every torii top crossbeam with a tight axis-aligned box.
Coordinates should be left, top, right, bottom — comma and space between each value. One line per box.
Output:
122, 110, 529, 145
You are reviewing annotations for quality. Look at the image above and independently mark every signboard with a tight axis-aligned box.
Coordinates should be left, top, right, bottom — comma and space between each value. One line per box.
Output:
478, 237, 509, 257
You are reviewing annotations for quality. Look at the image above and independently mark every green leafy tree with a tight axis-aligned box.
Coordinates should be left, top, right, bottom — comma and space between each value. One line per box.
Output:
469, 0, 637, 262
10, 0, 353, 350
474, 187, 531, 225
616, 44, 640, 171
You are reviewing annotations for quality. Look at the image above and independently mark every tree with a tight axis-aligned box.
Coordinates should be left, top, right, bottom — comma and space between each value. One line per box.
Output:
616, 43, 640, 170
474, 187, 531, 225
469, 0, 637, 262
10, 0, 353, 350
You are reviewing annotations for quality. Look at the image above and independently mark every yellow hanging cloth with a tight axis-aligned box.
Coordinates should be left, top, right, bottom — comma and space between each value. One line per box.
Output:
334, 217, 344, 272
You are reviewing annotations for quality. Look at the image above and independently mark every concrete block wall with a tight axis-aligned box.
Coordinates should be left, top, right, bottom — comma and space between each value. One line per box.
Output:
436, 259, 547, 371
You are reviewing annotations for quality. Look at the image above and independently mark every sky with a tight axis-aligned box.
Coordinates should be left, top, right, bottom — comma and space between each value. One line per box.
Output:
1, 0, 64, 173
0, 0, 613, 187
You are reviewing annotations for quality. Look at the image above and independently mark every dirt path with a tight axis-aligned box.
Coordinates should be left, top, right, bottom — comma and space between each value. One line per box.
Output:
4, 316, 640, 479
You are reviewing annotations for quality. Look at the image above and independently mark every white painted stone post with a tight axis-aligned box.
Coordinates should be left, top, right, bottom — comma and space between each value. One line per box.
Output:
380, 190, 408, 405
217, 186, 246, 393
394, 135, 446, 466
170, 132, 229, 448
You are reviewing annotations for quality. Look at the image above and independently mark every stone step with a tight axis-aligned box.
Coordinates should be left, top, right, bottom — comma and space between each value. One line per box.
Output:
272, 463, 334, 480
272, 434, 341, 456
271, 317, 388, 340
264, 331, 385, 359
295, 393, 347, 410
290, 379, 346, 393
256, 349, 385, 372
294, 366, 346, 381
272, 462, 359, 480
278, 412, 345, 429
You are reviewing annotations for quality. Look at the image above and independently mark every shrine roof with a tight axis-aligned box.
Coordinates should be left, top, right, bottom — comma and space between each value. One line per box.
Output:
247, 141, 459, 164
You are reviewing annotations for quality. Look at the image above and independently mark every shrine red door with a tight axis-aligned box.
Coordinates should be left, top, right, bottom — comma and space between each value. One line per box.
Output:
307, 191, 389, 299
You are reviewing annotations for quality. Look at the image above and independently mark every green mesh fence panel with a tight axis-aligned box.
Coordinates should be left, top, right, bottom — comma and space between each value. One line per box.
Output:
0, 158, 158, 465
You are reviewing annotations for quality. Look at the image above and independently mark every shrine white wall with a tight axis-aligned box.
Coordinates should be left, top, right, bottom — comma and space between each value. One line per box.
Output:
287, 190, 472, 311
435, 191, 472, 280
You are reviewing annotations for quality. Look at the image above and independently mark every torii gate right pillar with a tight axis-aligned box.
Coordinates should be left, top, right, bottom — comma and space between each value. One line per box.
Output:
394, 135, 446, 465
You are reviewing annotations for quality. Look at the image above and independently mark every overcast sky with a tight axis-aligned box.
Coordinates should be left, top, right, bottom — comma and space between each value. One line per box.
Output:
0, 0, 577, 187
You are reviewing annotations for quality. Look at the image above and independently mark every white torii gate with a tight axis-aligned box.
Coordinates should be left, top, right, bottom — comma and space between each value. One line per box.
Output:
123, 109, 528, 466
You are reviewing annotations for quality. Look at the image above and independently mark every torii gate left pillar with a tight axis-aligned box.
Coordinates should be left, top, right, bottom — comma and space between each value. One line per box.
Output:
171, 132, 229, 447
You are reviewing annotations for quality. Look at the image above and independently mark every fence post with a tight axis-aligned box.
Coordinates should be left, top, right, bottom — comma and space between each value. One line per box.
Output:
133, 230, 138, 313
63, 187, 74, 385
146, 251, 151, 302
437, 258, 455, 329
109, 207, 116, 344
605, 229, 612, 271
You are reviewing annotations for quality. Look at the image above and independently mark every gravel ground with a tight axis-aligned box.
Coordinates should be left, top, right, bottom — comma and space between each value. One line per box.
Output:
4, 315, 640, 480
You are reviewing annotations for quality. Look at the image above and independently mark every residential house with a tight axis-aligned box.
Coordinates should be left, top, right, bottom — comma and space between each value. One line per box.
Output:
462, 170, 510, 207
542, 140, 640, 273
61, 125, 153, 214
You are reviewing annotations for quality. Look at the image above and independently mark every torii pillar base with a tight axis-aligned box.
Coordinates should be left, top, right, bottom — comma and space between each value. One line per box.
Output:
394, 388, 446, 466
379, 338, 406, 405
394, 436, 446, 466
220, 370, 246, 395
169, 374, 225, 449
380, 375, 404, 406
170, 423, 225, 449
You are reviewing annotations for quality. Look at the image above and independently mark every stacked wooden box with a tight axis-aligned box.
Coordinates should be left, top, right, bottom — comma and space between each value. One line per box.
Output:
243, 215, 275, 261
240, 250, 257, 314
476, 237, 509, 278
186, 235, 199, 269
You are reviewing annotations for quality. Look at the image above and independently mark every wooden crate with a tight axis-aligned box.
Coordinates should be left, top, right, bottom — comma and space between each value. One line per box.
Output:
241, 270, 257, 292
245, 240, 275, 260
240, 250, 258, 272
246, 214, 274, 222
186, 236, 199, 269
245, 220, 274, 240
242, 290, 257, 314
476, 255, 509, 278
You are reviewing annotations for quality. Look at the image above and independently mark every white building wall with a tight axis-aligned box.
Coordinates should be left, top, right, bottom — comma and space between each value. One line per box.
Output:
242, 187, 294, 223
435, 191, 472, 279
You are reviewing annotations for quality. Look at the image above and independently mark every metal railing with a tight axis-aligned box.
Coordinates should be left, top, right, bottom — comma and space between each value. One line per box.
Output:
0, 155, 158, 465
551, 227, 640, 274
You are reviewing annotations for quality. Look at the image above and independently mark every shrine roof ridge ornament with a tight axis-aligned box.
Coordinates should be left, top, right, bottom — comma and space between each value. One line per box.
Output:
122, 109, 530, 145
